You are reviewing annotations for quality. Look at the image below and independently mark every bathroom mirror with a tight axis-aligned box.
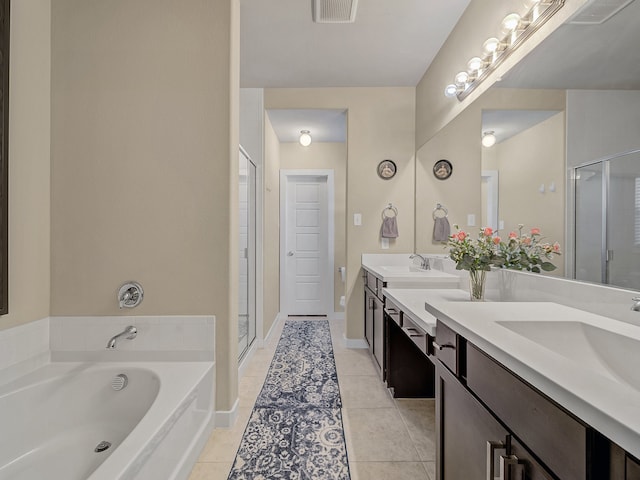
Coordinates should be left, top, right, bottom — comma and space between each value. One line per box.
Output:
416, 0, 640, 287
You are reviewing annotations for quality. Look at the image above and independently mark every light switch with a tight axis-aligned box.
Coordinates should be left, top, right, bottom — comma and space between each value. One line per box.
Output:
381, 237, 389, 249
354, 213, 362, 226
499, 220, 505, 230
467, 214, 476, 227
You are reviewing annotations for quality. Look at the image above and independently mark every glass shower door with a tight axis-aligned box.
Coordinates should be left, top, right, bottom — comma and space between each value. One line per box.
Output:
607, 151, 640, 290
239, 148, 256, 359
575, 163, 605, 283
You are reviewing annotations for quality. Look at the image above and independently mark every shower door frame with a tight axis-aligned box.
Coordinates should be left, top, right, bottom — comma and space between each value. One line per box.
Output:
572, 148, 640, 285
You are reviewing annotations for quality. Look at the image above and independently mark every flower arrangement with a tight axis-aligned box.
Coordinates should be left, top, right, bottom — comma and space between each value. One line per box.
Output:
495, 224, 561, 273
446, 224, 561, 300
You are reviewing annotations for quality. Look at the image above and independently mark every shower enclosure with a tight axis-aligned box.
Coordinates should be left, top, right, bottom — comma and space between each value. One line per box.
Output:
239, 147, 256, 359
574, 150, 640, 290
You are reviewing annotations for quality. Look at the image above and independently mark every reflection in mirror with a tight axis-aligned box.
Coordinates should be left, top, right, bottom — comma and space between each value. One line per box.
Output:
480, 109, 565, 276
479, 0, 640, 285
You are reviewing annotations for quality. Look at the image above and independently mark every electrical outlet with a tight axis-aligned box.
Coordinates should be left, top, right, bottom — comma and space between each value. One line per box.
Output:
467, 214, 476, 227
381, 237, 389, 249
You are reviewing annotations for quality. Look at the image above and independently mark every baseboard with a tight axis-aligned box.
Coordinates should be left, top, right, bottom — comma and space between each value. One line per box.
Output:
238, 340, 258, 379
260, 313, 283, 347
215, 398, 239, 428
343, 334, 368, 349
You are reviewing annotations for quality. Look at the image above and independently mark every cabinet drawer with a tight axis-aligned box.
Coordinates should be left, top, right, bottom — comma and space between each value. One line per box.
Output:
365, 271, 377, 293
466, 343, 587, 480
435, 320, 460, 376
384, 299, 402, 327
402, 316, 427, 355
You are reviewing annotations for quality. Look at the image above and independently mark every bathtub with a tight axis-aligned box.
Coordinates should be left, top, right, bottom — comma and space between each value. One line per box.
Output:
0, 361, 215, 480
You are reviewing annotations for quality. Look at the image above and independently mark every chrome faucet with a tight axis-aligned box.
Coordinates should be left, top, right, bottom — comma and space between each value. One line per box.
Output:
410, 254, 431, 270
632, 297, 640, 312
106, 325, 137, 349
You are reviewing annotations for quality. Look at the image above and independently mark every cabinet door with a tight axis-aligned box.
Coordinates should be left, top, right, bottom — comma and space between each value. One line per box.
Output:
364, 288, 374, 349
628, 455, 640, 480
437, 362, 555, 480
373, 294, 384, 373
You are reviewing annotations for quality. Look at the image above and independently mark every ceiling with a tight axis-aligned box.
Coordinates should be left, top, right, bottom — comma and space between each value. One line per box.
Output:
482, 110, 561, 145
244, 0, 471, 142
240, 0, 471, 88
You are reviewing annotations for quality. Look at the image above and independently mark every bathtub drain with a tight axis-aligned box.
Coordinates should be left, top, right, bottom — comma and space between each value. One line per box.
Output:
112, 373, 128, 391
94, 441, 112, 453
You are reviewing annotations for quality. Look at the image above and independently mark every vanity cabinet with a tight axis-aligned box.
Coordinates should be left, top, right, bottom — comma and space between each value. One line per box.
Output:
434, 319, 640, 480
363, 271, 384, 377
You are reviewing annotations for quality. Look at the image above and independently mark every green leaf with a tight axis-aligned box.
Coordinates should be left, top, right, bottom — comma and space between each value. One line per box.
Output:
540, 262, 556, 271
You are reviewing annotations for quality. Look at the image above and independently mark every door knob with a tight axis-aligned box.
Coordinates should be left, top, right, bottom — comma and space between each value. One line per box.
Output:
287, 251, 294, 256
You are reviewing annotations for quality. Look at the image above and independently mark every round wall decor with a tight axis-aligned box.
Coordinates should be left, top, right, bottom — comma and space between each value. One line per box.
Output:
433, 159, 453, 180
377, 159, 397, 180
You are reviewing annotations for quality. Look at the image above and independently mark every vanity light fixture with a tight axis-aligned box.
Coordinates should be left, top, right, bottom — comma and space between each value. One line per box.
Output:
481, 131, 497, 148
299, 130, 312, 147
444, 0, 565, 102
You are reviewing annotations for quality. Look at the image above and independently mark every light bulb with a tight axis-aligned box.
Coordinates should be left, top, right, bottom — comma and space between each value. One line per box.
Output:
444, 84, 458, 98
501, 13, 521, 32
467, 57, 484, 72
482, 131, 497, 148
454, 71, 469, 85
299, 130, 312, 147
483, 37, 501, 55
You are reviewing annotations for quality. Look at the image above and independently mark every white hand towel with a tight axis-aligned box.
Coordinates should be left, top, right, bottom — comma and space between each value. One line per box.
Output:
433, 216, 451, 242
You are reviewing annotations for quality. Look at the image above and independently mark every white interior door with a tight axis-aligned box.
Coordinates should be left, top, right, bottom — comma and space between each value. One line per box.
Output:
281, 172, 333, 316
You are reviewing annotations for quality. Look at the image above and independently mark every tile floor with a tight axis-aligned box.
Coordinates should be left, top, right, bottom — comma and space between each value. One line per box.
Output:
188, 318, 436, 480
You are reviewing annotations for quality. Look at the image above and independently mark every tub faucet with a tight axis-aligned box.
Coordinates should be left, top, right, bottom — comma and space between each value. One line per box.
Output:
410, 254, 430, 270
106, 325, 137, 349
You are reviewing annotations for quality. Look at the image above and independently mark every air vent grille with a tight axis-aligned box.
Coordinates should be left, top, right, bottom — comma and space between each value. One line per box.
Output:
569, 0, 635, 25
313, 0, 358, 23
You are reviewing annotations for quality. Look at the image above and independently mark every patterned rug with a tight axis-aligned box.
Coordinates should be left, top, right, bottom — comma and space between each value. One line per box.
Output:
228, 319, 351, 480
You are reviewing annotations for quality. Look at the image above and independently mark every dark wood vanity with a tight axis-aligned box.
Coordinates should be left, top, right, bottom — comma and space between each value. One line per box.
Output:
434, 319, 640, 480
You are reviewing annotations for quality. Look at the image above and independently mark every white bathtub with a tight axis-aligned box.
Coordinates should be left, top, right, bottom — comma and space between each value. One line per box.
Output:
0, 361, 215, 480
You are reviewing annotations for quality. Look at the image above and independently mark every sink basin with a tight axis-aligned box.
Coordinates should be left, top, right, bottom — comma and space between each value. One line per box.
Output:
497, 320, 640, 391
378, 265, 426, 273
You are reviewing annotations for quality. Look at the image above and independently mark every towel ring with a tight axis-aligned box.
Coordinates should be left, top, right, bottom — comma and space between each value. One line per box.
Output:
432, 203, 448, 220
382, 204, 398, 219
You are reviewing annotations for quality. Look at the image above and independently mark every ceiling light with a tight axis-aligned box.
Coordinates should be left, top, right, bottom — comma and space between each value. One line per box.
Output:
482, 131, 497, 148
444, 0, 565, 101
299, 130, 312, 147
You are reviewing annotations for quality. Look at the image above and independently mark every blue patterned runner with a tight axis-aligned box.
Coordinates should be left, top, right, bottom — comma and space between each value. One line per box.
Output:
228, 319, 351, 479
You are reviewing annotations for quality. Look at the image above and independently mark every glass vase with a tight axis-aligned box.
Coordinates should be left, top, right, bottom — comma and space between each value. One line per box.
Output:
469, 269, 486, 301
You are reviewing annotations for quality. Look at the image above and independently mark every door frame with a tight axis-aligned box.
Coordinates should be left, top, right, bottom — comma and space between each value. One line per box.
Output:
481, 170, 499, 232
279, 170, 335, 317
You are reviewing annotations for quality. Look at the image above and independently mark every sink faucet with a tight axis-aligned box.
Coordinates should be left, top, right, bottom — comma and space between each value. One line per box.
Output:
106, 325, 137, 349
632, 297, 640, 312
410, 254, 431, 270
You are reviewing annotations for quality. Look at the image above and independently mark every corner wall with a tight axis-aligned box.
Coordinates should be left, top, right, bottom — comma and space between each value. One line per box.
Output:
2, 0, 51, 331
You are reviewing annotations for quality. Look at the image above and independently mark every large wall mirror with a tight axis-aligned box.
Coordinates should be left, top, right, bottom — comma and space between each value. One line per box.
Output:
416, 0, 640, 290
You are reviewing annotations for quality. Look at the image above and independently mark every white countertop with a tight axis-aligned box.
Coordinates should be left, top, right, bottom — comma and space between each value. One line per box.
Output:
424, 299, 640, 459
382, 288, 469, 336
361, 254, 460, 287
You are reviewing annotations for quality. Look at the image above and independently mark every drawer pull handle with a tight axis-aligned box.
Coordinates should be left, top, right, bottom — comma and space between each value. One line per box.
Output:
499, 454, 525, 480
402, 327, 424, 337
486, 441, 506, 480
432, 341, 455, 351
386, 308, 399, 314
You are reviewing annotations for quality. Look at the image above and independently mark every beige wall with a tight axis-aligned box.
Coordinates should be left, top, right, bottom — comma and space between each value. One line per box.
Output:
415, 89, 566, 254
265, 88, 416, 340
262, 116, 280, 336
490, 112, 566, 276
1, 0, 52, 331
279, 142, 347, 313
50, 0, 240, 411
416, 0, 588, 146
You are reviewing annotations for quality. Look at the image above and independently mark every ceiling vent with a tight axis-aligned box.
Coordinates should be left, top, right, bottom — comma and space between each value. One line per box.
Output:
312, 0, 358, 23
568, 0, 635, 25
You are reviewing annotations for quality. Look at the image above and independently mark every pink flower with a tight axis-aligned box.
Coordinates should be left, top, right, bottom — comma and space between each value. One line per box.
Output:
523, 237, 532, 245
457, 231, 467, 241
553, 242, 561, 253
493, 236, 501, 244
531, 227, 541, 235
483, 227, 493, 237
508, 231, 517, 239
